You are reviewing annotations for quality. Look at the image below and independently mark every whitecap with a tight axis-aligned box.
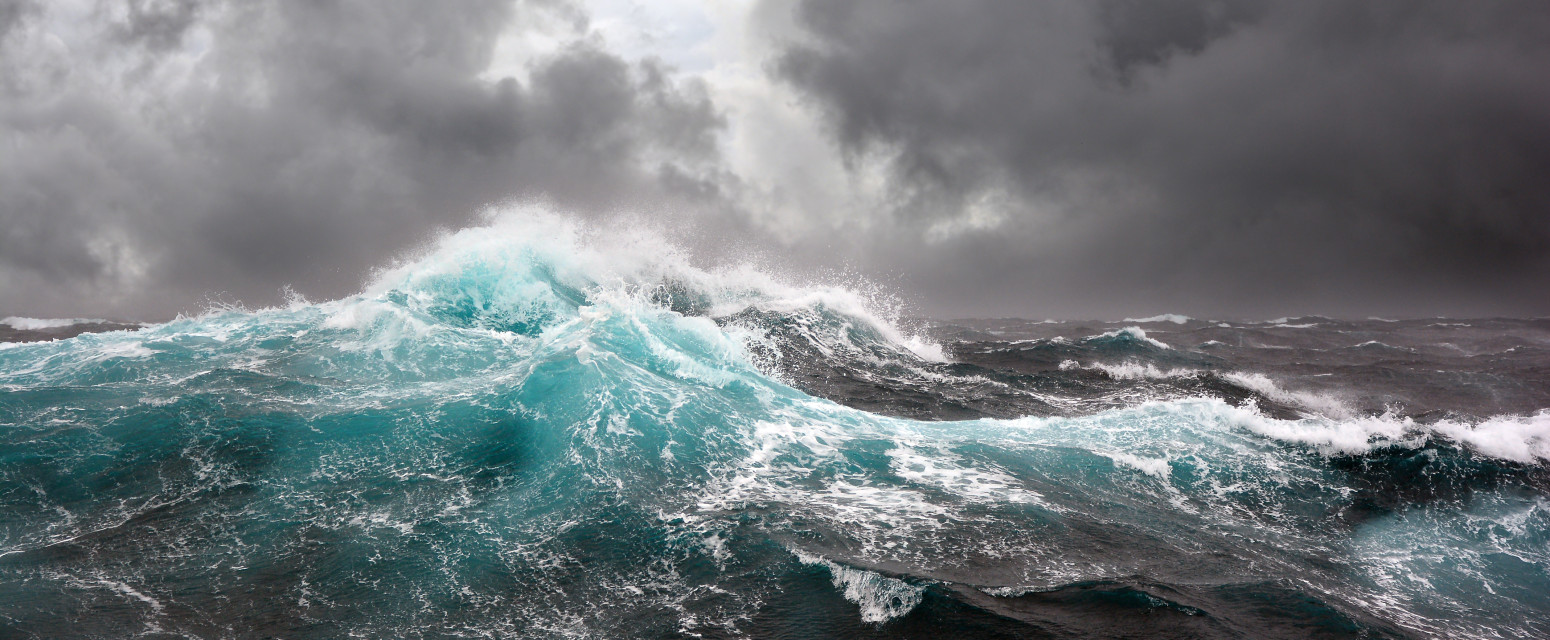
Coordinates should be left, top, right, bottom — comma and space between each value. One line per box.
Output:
1083, 326, 1171, 349
1123, 314, 1191, 324
1224, 372, 1354, 419
793, 550, 925, 623
1082, 361, 1198, 380
2, 316, 109, 330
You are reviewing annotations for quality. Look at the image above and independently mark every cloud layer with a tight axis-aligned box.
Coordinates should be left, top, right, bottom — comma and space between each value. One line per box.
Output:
769, 0, 1550, 317
1, 0, 726, 317
2, 0, 1547, 319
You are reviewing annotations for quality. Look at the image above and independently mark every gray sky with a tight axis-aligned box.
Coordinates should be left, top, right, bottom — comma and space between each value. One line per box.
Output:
3, 0, 1548, 321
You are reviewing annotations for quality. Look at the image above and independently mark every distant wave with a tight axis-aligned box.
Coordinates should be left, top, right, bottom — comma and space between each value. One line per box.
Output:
1060, 359, 1198, 381
1235, 405, 1550, 464
1081, 326, 1171, 349
1121, 314, 1191, 324
2, 316, 111, 330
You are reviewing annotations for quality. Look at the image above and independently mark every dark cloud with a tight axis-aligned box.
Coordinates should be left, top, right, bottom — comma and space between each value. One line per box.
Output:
0, 0, 728, 318
114, 0, 203, 51
1097, 0, 1262, 78
770, 0, 1550, 318
4, 0, 1548, 321
0, 1, 37, 40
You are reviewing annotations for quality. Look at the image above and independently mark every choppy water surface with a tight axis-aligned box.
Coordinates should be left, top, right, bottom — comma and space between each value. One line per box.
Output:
2, 214, 1547, 638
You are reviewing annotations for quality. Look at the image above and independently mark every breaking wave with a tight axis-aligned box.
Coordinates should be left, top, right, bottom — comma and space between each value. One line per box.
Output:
1, 208, 1546, 639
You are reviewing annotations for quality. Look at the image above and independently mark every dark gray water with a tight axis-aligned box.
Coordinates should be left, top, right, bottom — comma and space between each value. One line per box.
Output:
795, 315, 1550, 422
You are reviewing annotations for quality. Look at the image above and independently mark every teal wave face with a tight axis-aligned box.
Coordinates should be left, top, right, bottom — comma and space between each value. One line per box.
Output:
2, 212, 1547, 639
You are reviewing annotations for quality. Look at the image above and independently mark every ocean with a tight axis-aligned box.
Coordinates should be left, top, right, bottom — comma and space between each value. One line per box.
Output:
2, 214, 1547, 639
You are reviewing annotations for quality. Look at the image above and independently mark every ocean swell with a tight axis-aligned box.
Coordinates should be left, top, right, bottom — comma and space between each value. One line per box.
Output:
0, 209, 1546, 639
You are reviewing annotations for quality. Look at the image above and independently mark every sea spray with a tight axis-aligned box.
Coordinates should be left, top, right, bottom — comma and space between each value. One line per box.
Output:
1, 208, 1547, 639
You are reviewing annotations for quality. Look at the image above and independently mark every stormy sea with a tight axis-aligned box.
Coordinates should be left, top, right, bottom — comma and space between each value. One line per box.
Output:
2, 214, 1546, 639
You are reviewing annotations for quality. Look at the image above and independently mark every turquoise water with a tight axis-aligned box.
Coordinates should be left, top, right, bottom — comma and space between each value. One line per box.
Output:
2, 214, 1547, 638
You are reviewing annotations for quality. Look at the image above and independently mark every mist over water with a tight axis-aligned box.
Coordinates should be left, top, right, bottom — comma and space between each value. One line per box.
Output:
2, 210, 1547, 639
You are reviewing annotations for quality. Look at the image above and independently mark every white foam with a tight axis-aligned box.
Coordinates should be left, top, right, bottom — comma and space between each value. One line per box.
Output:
1015, 336, 1071, 346
793, 550, 925, 623
1219, 400, 1550, 464
1232, 410, 1420, 456
1085, 361, 1198, 380
1124, 314, 1191, 324
889, 443, 1043, 504
1349, 341, 1416, 355
899, 335, 948, 362
1083, 326, 1170, 349
1223, 372, 1353, 419
1000, 397, 1550, 467
94, 579, 164, 613
92, 341, 154, 360
2, 316, 109, 330
1431, 411, 1550, 464
1100, 451, 1172, 479
363, 206, 947, 364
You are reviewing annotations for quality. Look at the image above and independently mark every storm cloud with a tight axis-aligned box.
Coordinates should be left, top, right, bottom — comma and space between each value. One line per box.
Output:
0, 0, 726, 318
2, 0, 1548, 320
768, 0, 1550, 318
